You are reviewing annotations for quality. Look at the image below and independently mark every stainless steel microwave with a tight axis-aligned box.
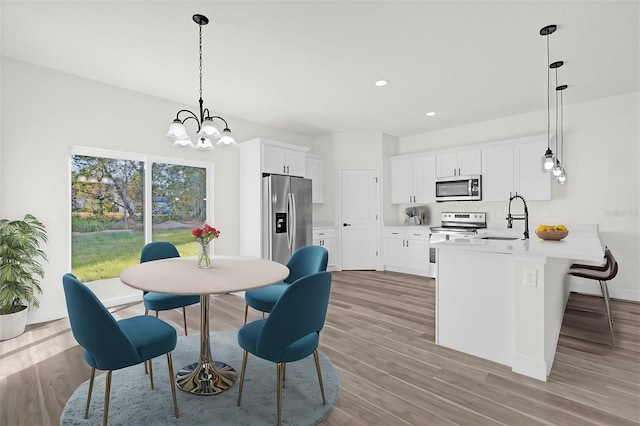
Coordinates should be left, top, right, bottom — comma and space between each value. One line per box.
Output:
435, 175, 482, 202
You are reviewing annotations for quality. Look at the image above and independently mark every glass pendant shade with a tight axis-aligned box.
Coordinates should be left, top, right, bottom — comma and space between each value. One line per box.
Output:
195, 137, 215, 151
198, 118, 222, 138
558, 169, 567, 183
217, 128, 237, 146
172, 138, 195, 148
167, 120, 189, 140
552, 160, 563, 176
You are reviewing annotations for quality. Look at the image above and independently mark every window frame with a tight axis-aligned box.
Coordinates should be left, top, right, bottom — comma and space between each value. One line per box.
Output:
69, 145, 214, 272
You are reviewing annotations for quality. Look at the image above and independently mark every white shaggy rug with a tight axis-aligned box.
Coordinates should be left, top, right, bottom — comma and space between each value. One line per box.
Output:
61, 330, 340, 425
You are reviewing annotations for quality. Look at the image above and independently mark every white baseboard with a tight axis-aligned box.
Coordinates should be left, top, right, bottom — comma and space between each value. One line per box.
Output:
383, 265, 434, 278
512, 353, 548, 381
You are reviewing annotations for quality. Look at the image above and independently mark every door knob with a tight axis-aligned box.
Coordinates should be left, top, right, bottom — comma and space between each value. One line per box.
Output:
343, 223, 352, 227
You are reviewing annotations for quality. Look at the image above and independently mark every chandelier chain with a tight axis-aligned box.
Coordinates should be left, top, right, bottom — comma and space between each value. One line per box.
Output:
199, 23, 203, 100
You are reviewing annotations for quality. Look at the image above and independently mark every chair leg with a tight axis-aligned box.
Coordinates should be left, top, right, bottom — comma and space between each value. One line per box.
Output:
182, 307, 188, 335
282, 363, 286, 387
155, 311, 159, 318
237, 350, 248, 406
148, 358, 154, 389
103, 370, 112, 426
277, 363, 284, 426
600, 281, 615, 345
143, 308, 151, 375
243, 304, 249, 324
84, 367, 96, 419
167, 353, 179, 418
313, 350, 327, 405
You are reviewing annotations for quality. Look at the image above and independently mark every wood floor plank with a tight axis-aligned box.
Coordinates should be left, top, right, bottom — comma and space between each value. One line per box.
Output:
1, 270, 639, 425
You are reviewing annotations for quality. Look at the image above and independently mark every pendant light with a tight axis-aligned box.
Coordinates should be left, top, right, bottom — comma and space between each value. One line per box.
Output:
540, 25, 556, 171
551, 60, 564, 178
557, 83, 568, 183
166, 14, 236, 150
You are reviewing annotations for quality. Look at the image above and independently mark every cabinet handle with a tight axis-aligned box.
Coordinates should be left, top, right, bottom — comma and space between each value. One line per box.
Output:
287, 166, 290, 173
283, 165, 286, 173
318, 233, 324, 236
406, 240, 409, 247
402, 240, 405, 247
391, 232, 399, 235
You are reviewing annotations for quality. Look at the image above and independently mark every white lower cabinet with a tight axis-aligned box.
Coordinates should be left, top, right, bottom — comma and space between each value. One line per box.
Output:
312, 228, 337, 271
383, 228, 432, 277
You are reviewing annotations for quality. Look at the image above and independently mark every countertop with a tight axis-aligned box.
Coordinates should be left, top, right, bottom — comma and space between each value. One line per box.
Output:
432, 226, 604, 263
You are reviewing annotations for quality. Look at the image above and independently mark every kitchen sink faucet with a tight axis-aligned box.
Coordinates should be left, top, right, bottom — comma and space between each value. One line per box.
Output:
506, 194, 529, 239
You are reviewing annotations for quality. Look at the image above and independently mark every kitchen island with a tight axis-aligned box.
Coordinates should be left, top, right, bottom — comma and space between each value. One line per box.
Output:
433, 225, 604, 381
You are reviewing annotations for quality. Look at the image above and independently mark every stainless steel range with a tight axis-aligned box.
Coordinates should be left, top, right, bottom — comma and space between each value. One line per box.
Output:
430, 212, 487, 238
428, 212, 487, 276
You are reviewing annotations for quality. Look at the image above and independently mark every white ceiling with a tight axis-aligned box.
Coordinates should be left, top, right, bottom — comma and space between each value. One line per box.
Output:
2, 1, 638, 138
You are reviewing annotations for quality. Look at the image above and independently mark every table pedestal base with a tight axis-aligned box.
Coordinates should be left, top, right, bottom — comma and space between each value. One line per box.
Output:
176, 361, 237, 395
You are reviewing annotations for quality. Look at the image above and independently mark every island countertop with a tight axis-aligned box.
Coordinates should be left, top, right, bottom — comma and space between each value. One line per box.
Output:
432, 226, 604, 263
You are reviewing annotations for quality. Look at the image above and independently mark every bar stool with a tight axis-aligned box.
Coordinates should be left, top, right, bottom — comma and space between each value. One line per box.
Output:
568, 248, 617, 345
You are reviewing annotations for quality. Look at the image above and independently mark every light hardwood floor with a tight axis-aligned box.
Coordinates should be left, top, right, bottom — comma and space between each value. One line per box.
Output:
1, 271, 639, 425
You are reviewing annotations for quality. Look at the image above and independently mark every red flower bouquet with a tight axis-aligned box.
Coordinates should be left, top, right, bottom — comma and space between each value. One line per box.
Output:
192, 224, 220, 268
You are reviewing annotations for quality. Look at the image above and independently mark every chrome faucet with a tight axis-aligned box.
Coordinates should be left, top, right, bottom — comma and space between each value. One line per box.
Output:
506, 194, 529, 239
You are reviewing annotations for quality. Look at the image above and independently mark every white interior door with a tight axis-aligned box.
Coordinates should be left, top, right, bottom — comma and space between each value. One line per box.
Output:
340, 169, 379, 270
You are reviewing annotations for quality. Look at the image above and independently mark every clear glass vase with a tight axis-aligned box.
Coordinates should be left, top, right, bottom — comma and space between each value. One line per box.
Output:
198, 243, 211, 268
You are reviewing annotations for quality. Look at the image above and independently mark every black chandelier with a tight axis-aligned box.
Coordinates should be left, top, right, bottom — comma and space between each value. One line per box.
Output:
166, 14, 236, 150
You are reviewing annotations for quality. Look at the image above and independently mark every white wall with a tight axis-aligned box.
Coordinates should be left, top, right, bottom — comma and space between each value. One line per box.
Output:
0, 59, 311, 323
310, 132, 388, 225
398, 91, 640, 300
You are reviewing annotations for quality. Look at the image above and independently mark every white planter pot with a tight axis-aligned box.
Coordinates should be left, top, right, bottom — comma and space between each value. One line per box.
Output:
0, 306, 28, 340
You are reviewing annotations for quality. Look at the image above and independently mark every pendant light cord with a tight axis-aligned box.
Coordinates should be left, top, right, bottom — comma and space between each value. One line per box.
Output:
546, 34, 551, 151
560, 88, 564, 165
554, 66, 559, 159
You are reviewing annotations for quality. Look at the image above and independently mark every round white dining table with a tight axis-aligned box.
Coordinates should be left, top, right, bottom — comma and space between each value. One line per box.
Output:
120, 255, 289, 395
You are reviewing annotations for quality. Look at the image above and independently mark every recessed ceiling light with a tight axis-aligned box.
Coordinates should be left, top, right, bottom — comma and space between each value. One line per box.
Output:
375, 80, 388, 87
426, 112, 436, 117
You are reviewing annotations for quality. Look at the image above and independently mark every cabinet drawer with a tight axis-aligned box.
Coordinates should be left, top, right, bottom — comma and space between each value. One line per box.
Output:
313, 228, 335, 239
406, 231, 430, 241
383, 228, 407, 239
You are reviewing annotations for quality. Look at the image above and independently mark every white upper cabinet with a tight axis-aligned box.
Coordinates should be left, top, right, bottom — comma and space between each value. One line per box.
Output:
436, 149, 482, 177
481, 144, 515, 202
306, 155, 324, 204
390, 154, 435, 204
513, 139, 551, 201
481, 136, 551, 201
262, 144, 307, 177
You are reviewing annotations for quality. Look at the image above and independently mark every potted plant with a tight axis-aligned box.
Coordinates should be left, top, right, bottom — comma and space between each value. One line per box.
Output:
0, 214, 48, 340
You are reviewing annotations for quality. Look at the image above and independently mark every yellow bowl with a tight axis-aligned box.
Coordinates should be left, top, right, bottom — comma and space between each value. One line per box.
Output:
535, 230, 569, 240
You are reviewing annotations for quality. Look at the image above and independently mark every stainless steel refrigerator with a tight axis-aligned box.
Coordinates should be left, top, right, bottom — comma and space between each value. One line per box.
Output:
262, 174, 312, 264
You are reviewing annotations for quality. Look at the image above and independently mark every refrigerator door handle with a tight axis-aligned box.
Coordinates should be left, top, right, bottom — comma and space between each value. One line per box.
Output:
288, 192, 297, 249
287, 192, 294, 249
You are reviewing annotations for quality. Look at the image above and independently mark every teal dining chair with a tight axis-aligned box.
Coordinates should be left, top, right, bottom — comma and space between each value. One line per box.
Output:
237, 271, 332, 426
244, 245, 328, 323
140, 241, 200, 335
62, 273, 179, 426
